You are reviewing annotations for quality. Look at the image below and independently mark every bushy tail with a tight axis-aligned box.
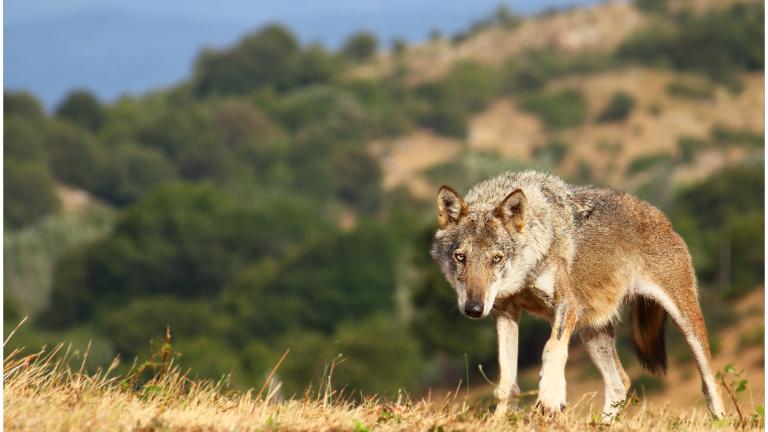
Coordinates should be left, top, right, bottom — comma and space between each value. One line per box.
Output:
631, 297, 668, 375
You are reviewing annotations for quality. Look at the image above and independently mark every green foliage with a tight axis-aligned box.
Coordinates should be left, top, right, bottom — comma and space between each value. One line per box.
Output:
4, 162, 60, 229
635, 0, 668, 14
502, 51, 613, 93
55, 89, 106, 130
5, 206, 114, 319
521, 89, 587, 129
666, 79, 714, 100
676, 136, 703, 163
627, 152, 673, 175
4, 91, 45, 119
4, 116, 47, 162
225, 221, 400, 337
414, 61, 502, 138
597, 92, 635, 123
711, 126, 763, 148
670, 163, 764, 296
42, 184, 327, 327
44, 121, 102, 190
532, 140, 569, 167
91, 144, 176, 206
619, 4, 764, 81
341, 32, 378, 62
332, 316, 424, 395
194, 24, 337, 96
334, 148, 383, 214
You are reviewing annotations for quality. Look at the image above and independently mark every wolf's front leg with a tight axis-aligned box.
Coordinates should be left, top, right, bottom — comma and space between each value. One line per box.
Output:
493, 307, 521, 417
536, 299, 577, 414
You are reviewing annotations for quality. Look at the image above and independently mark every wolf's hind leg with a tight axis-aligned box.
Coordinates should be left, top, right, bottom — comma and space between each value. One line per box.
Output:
669, 297, 725, 418
581, 325, 630, 421
638, 279, 725, 418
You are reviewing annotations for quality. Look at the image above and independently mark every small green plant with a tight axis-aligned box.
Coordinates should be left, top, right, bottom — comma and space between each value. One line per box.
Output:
717, 363, 749, 426
597, 92, 635, 123
666, 79, 714, 100
521, 89, 588, 130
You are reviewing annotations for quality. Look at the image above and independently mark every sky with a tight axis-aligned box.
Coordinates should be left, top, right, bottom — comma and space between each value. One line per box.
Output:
4, 0, 599, 109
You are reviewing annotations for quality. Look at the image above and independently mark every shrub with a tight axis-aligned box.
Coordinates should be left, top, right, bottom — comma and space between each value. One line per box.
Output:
666, 79, 714, 100
4, 162, 60, 229
91, 144, 176, 206
627, 152, 673, 175
597, 92, 635, 123
520, 89, 588, 129
341, 32, 378, 62
44, 122, 102, 190
619, 4, 764, 81
193, 24, 303, 95
55, 89, 105, 131
4, 116, 47, 162
4, 91, 44, 119
677, 136, 704, 163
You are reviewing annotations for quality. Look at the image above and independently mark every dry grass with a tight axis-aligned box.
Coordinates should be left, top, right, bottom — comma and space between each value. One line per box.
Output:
4, 337, 764, 432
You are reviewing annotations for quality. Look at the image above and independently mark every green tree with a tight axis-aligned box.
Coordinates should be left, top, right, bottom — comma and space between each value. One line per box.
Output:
55, 89, 106, 131
92, 144, 176, 206
4, 162, 60, 229
341, 32, 378, 62
44, 121, 102, 190
193, 24, 302, 95
4, 116, 47, 162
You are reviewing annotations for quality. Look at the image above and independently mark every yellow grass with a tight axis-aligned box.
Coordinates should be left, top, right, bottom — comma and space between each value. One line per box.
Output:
3, 342, 764, 432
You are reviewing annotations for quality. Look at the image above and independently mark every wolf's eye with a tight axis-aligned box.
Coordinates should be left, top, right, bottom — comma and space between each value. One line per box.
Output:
454, 252, 465, 262
492, 255, 503, 264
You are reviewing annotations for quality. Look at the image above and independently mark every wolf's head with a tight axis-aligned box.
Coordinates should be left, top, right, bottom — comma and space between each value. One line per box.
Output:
430, 185, 529, 319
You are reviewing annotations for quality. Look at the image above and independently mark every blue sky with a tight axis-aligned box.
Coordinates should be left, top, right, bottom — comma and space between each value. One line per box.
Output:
5, 0, 599, 108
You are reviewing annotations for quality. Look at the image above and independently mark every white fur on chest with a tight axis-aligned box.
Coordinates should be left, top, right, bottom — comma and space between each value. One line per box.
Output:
534, 268, 556, 298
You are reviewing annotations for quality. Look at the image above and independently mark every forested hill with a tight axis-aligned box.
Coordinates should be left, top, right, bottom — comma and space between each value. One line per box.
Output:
4, 0, 764, 400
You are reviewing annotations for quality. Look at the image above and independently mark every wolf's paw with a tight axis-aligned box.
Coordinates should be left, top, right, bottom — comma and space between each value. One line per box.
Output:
493, 383, 521, 418
493, 383, 521, 401
536, 373, 566, 414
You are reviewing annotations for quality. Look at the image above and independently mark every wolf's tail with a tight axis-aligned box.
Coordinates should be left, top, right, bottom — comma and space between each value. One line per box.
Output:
631, 297, 668, 375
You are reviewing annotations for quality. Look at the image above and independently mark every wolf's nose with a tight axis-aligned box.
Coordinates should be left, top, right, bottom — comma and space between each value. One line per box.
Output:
464, 300, 483, 318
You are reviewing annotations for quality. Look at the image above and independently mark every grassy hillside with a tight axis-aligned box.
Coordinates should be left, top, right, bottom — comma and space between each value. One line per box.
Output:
3, 339, 764, 431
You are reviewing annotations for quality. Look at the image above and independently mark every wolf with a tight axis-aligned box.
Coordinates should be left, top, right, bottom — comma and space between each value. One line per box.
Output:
430, 170, 725, 420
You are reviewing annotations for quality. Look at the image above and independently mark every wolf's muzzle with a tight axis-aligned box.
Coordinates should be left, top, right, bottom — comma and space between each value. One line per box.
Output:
463, 300, 484, 318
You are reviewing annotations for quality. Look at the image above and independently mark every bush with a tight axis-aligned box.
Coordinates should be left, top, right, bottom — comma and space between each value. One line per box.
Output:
193, 24, 303, 95
334, 148, 382, 214
332, 316, 424, 396
341, 32, 378, 62
666, 79, 714, 100
227, 221, 400, 337
677, 136, 703, 163
670, 163, 764, 296
58, 184, 324, 315
532, 139, 569, 167
4, 91, 44, 119
521, 89, 587, 129
597, 92, 635, 123
91, 144, 176, 206
44, 121, 102, 190
4, 116, 47, 162
4, 162, 60, 229
627, 152, 673, 175
619, 4, 764, 80
55, 89, 105, 131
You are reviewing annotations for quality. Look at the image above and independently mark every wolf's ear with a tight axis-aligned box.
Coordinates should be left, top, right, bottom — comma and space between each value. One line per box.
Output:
494, 189, 527, 233
437, 186, 467, 228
